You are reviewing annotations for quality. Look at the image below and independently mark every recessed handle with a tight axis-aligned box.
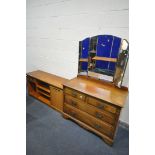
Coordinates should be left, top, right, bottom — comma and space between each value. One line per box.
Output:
72, 92, 77, 97
94, 124, 101, 129
97, 104, 104, 109
95, 112, 103, 119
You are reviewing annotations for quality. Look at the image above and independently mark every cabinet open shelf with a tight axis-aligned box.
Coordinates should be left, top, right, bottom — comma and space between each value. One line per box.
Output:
37, 85, 50, 93
38, 80, 50, 89
38, 94, 50, 105
92, 56, 117, 62
38, 88, 50, 98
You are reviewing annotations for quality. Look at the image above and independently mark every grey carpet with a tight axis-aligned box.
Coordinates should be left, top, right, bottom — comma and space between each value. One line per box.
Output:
26, 95, 129, 155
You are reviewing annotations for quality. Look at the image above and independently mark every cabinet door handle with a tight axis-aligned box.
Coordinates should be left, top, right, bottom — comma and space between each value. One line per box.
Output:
97, 104, 104, 109
79, 95, 83, 99
95, 112, 103, 119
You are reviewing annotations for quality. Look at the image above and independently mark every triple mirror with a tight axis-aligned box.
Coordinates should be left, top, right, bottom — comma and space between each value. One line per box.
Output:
78, 35, 129, 88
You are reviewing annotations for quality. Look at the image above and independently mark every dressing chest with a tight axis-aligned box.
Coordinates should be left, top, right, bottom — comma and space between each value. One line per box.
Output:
63, 76, 128, 145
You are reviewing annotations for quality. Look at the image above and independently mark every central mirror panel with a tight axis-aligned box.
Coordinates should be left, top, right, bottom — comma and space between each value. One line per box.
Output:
78, 35, 129, 88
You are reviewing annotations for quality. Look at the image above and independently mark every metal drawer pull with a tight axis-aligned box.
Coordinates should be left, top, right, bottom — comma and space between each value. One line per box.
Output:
97, 104, 104, 109
72, 92, 77, 97
79, 95, 83, 99
94, 124, 101, 129
95, 112, 103, 119
71, 101, 77, 107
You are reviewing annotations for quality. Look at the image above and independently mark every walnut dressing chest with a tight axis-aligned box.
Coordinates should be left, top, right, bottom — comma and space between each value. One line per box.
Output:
63, 76, 128, 145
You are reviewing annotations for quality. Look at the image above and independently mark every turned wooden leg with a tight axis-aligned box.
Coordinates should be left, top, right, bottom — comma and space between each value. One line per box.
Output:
102, 137, 113, 146
62, 114, 69, 119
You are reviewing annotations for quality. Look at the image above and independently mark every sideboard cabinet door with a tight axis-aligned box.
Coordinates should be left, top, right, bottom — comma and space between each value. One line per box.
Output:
50, 86, 63, 112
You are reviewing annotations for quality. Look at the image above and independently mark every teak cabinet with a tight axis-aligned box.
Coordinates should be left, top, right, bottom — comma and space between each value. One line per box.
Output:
27, 70, 68, 113
27, 70, 128, 145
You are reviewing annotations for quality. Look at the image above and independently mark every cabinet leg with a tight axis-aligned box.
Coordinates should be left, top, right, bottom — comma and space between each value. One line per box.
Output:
62, 114, 69, 119
102, 137, 113, 146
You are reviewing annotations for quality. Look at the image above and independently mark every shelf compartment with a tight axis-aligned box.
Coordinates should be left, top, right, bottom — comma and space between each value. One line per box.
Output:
37, 80, 50, 89
79, 58, 88, 62
38, 94, 50, 105
92, 56, 117, 62
37, 85, 50, 93
38, 88, 50, 98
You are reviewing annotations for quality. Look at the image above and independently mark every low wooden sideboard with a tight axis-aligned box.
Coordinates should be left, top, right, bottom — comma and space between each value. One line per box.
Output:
27, 70, 128, 145
26, 70, 68, 113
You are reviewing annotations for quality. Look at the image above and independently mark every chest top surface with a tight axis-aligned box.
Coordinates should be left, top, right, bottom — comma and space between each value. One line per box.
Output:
63, 76, 128, 107
26, 70, 68, 89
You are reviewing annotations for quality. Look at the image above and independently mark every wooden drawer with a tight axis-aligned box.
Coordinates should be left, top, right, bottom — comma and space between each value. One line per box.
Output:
64, 103, 114, 138
65, 94, 116, 125
87, 97, 117, 114
64, 87, 86, 101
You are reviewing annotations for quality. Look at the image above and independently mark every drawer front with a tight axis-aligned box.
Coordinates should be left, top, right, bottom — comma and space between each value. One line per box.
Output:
27, 76, 36, 83
64, 87, 86, 101
65, 95, 116, 125
87, 97, 117, 114
64, 103, 114, 138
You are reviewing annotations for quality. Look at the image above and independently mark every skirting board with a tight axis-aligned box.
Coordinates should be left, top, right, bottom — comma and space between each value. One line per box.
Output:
119, 120, 129, 130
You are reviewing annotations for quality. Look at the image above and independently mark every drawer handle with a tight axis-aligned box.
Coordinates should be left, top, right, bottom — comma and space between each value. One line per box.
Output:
94, 124, 101, 129
97, 104, 104, 109
95, 112, 103, 119
71, 101, 77, 107
72, 92, 77, 97
79, 95, 83, 99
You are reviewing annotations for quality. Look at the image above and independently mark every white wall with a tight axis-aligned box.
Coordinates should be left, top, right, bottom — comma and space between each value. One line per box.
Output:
27, 0, 129, 124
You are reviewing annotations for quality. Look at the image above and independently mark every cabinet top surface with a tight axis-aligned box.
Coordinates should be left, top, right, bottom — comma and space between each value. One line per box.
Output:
26, 70, 68, 89
63, 76, 128, 107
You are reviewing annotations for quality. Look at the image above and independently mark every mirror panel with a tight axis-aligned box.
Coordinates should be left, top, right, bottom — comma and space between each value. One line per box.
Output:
78, 35, 129, 88
113, 39, 129, 87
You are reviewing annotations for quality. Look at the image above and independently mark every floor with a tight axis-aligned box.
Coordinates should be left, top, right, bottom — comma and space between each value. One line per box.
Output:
26, 95, 129, 155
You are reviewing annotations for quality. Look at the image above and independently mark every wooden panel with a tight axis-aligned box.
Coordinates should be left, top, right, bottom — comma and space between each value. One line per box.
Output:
65, 94, 116, 125
50, 86, 63, 112
79, 58, 88, 62
37, 85, 50, 93
27, 79, 38, 98
38, 95, 50, 105
63, 77, 128, 107
64, 87, 86, 101
27, 76, 37, 83
38, 89, 50, 98
92, 56, 117, 62
87, 97, 117, 114
64, 103, 114, 138
26, 70, 68, 89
